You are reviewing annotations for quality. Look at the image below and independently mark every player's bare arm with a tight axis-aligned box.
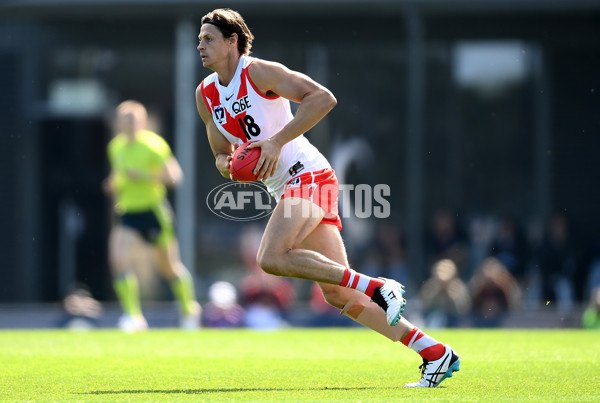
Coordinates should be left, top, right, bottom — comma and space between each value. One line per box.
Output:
102, 170, 116, 196
196, 84, 235, 179
247, 60, 337, 181
160, 157, 183, 188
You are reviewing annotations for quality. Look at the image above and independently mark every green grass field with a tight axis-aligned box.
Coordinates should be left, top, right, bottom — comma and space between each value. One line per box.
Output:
0, 328, 598, 402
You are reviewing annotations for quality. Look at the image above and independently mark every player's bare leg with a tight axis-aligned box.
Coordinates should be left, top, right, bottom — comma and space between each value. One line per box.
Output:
108, 226, 147, 332
109, 226, 144, 276
258, 197, 405, 325
257, 197, 346, 283
299, 222, 410, 340
154, 241, 200, 329
292, 209, 460, 387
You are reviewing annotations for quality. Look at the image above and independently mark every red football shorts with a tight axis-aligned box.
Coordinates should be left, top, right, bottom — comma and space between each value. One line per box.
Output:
281, 168, 342, 231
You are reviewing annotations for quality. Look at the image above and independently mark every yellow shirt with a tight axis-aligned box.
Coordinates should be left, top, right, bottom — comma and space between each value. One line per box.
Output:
107, 130, 172, 212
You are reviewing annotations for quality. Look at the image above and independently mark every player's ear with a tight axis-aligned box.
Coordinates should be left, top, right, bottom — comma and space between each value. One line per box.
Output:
229, 33, 238, 47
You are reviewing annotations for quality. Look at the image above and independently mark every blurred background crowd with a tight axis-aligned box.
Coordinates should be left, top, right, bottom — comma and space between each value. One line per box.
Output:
1, 1, 599, 330
52, 207, 600, 331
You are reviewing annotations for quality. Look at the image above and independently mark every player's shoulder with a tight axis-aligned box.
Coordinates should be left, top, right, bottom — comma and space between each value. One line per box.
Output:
197, 71, 219, 99
247, 57, 288, 75
138, 130, 165, 144
247, 58, 292, 89
199, 71, 219, 88
108, 134, 126, 153
139, 130, 170, 152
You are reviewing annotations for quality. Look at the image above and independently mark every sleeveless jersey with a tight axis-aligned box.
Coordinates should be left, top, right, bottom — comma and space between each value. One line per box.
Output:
200, 55, 330, 199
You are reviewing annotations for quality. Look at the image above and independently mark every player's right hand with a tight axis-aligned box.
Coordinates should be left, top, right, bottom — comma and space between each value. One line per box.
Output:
217, 143, 238, 180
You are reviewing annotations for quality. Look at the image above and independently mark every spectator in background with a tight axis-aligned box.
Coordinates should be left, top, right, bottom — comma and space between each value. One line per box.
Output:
536, 212, 583, 313
581, 287, 600, 330
361, 222, 410, 291
420, 259, 470, 328
240, 267, 296, 329
203, 281, 245, 328
520, 218, 546, 309
426, 208, 468, 279
584, 238, 600, 300
489, 216, 529, 282
377, 223, 410, 288
469, 257, 521, 327
238, 225, 296, 330
58, 284, 102, 330
465, 215, 496, 281
104, 100, 200, 332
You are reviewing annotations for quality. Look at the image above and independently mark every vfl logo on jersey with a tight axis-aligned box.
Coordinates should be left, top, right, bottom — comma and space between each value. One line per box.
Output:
214, 105, 225, 124
287, 177, 301, 189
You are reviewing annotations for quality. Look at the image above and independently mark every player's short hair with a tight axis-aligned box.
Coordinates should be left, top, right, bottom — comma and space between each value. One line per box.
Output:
201, 8, 254, 56
116, 100, 148, 123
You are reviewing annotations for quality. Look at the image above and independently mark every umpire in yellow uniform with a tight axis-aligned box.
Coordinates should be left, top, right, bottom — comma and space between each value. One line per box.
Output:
104, 100, 200, 331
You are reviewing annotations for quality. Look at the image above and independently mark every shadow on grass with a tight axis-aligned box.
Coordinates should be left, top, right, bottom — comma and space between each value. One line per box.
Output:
84, 386, 380, 395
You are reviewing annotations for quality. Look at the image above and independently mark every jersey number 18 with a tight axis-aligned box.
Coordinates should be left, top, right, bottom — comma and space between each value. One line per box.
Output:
238, 114, 261, 140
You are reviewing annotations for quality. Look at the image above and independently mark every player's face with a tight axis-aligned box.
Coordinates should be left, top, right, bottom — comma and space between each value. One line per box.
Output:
115, 112, 145, 136
198, 24, 230, 69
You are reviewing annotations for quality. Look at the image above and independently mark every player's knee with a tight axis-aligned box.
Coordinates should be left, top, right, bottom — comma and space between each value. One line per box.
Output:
109, 253, 130, 273
256, 249, 286, 276
256, 253, 279, 276
156, 261, 178, 280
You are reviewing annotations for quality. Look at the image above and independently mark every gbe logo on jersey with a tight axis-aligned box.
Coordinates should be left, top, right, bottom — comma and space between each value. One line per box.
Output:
232, 96, 252, 115
206, 182, 276, 221
287, 177, 301, 189
213, 105, 225, 124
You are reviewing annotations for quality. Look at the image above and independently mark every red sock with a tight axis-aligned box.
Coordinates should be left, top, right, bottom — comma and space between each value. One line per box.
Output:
340, 268, 385, 298
402, 327, 445, 361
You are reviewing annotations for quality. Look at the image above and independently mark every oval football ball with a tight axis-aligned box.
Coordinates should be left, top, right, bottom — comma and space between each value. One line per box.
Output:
230, 142, 261, 182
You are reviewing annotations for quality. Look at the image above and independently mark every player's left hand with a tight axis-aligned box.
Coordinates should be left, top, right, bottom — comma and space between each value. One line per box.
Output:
247, 139, 282, 181
101, 177, 114, 194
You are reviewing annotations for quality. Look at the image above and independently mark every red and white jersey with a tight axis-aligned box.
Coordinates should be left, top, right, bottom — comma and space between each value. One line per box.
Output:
200, 55, 330, 198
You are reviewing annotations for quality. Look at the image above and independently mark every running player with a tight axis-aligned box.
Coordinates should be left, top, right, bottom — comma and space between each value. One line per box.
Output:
105, 100, 200, 331
196, 9, 460, 387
